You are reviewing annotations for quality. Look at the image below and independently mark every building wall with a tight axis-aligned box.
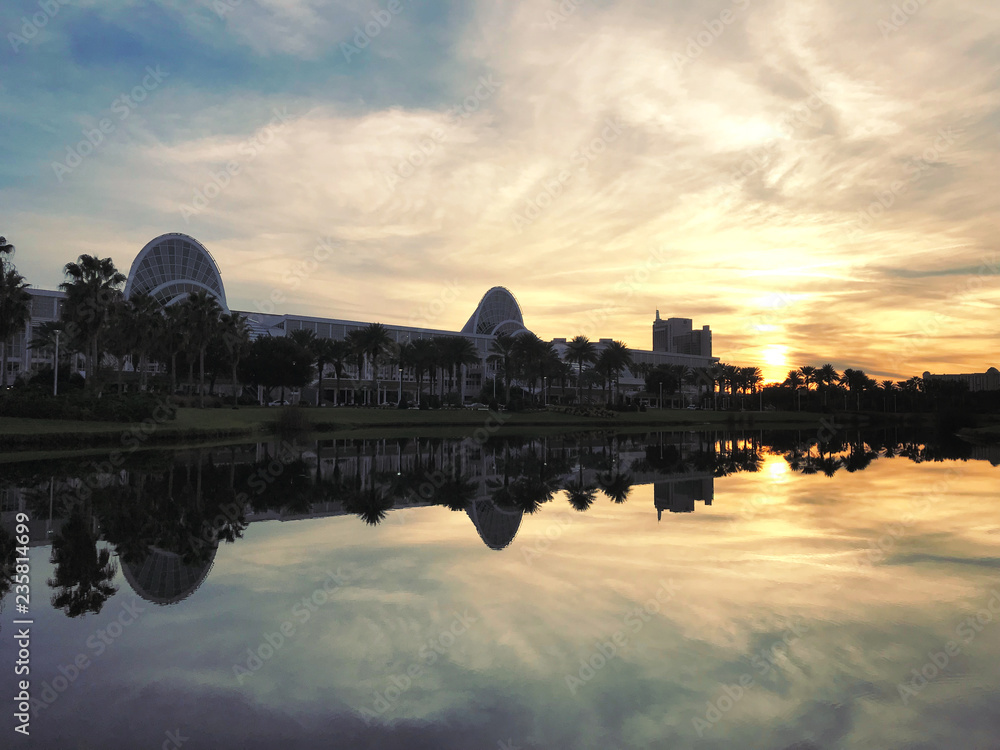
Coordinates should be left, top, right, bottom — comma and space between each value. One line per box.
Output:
3, 288, 82, 384
652, 313, 712, 357
922, 367, 1000, 392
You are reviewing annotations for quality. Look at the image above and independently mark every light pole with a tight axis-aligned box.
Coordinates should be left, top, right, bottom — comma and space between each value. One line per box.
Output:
53, 330, 60, 396
659, 382, 662, 409
398, 366, 403, 405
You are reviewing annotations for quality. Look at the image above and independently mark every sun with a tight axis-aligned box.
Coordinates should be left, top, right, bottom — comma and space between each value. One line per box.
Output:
761, 344, 789, 383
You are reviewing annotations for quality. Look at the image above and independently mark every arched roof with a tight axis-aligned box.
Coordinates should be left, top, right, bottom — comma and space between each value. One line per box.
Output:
120, 545, 217, 606
461, 287, 527, 337
125, 233, 228, 311
466, 498, 523, 551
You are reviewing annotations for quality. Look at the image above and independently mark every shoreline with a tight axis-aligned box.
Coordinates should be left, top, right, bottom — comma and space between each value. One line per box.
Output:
0, 406, 841, 456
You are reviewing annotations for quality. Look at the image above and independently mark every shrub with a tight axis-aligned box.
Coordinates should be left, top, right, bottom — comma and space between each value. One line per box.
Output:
0, 391, 176, 423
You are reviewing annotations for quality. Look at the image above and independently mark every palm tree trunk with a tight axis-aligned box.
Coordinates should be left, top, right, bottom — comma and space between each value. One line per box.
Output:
199, 348, 206, 408
0, 341, 6, 389
232, 362, 239, 407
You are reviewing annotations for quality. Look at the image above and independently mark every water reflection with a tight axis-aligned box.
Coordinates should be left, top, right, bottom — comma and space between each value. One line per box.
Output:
2, 429, 997, 615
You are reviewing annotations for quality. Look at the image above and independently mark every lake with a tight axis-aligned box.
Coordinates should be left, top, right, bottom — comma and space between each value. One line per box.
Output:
2, 428, 999, 749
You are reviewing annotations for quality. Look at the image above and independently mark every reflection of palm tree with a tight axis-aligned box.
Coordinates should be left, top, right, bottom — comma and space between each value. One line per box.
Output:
343, 485, 395, 525
433, 476, 478, 511
564, 479, 597, 511
598, 470, 633, 504
48, 509, 118, 617
0, 525, 16, 606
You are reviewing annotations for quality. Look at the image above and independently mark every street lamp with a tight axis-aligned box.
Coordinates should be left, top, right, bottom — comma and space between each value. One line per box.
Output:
53, 329, 60, 396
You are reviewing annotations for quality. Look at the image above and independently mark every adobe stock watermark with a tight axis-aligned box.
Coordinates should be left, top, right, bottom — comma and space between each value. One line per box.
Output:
179, 106, 292, 222
565, 579, 679, 694
340, 0, 412, 63
897, 589, 1000, 704
232, 566, 355, 684
521, 512, 577, 565
252, 236, 339, 315
382, 75, 502, 194
51, 66, 169, 183
407, 279, 463, 328
730, 88, 833, 186
578, 245, 672, 340
510, 117, 623, 232
673, 0, 751, 71
30, 597, 147, 717
545, 0, 586, 30
7, 0, 70, 53
845, 117, 968, 244
360, 609, 479, 723
878, 0, 932, 39
886, 252, 999, 371
692, 617, 809, 736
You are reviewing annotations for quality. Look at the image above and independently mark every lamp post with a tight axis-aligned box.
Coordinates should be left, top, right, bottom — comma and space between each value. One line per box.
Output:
659, 382, 662, 409
53, 330, 60, 396
398, 366, 403, 405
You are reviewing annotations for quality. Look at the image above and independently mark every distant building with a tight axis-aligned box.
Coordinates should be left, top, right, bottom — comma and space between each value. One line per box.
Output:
922, 367, 1000, 392
7, 233, 717, 403
652, 311, 712, 358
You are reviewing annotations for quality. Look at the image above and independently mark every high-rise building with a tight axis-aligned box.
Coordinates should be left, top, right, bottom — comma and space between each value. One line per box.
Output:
652, 311, 712, 357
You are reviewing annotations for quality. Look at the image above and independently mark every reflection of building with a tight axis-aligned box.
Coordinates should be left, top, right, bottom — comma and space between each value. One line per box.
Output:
923, 367, 999, 392
466, 498, 523, 550
120, 546, 217, 606
653, 477, 714, 519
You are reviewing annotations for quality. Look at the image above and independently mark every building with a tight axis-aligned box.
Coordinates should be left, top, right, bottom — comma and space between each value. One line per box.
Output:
8, 232, 717, 402
652, 312, 712, 357
922, 368, 1000, 392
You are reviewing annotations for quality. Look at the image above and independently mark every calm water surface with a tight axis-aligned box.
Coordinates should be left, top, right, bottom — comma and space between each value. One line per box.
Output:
2, 430, 999, 749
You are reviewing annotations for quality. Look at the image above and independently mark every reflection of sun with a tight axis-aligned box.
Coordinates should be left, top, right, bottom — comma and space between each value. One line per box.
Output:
766, 455, 789, 482
761, 344, 788, 383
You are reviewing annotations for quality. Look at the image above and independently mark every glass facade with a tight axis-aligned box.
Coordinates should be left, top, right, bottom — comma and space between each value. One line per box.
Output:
461, 286, 527, 337
125, 233, 228, 310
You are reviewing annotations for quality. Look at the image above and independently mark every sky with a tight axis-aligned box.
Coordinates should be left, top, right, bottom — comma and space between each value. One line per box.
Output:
1, 0, 997, 382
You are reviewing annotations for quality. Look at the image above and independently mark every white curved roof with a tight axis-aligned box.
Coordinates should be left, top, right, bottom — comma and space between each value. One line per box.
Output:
125, 233, 228, 311
461, 286, 527, 337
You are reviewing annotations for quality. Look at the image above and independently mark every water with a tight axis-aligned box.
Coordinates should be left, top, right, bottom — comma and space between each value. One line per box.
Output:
2, 430, 999, 749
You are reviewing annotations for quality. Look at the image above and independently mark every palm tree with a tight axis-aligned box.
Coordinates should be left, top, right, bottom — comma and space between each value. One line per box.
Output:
441, 336, 480, 403
0, 236, 14, 255
312, 337, 340, 407
783, 370, 804, 389
0, 262, 31, 388
818, 363, 839, 405
564, 335, 597, 404
798, 365, 817, 391
59, 255, 126, 391
126, 293, 162, 391
326, 339, 351, 406
359, 323, 393, 405
345, 329, 367, 404
179, 291, 222, 408
602, 341, 633, 404
160, 305, 186, 395
218, 312, 251, 407
405, 338, 436, 406
487, 333, 516, 404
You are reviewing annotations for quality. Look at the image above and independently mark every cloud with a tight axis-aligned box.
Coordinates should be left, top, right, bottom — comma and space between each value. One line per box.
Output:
1, 0, 998, 378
